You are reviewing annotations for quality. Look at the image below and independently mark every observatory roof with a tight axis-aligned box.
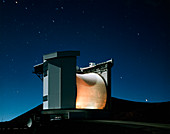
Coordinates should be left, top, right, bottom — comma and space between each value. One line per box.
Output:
43, 51, 80, 61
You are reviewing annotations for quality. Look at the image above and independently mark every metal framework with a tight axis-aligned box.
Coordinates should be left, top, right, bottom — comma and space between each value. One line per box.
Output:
33, 63, 43, 81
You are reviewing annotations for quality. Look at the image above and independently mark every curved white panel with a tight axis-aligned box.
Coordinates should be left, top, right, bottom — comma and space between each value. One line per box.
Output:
27, 118, 32, 128
76, 73, 107, 109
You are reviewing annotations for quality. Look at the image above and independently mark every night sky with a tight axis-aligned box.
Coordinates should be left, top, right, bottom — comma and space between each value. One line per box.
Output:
0, 0, 169, 121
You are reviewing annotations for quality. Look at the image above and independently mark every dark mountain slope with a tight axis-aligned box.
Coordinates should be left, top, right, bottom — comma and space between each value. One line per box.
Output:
110, 97, 170, 123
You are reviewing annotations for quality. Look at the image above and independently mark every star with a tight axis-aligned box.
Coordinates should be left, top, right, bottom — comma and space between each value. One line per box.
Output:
120, 76, 123, 79
15, 1, 18, 4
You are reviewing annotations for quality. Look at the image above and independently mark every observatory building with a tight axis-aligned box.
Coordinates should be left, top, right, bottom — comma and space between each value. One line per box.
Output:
33, 51, 113, 119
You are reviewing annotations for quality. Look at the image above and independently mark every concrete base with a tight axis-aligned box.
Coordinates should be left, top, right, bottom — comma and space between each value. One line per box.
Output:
41, 109, 111, 120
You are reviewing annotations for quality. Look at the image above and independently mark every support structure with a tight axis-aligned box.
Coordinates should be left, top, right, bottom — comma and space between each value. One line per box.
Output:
42, 51, 80, 110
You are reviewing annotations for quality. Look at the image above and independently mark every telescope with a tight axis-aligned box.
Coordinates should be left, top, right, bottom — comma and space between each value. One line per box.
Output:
33, 51, 113, 120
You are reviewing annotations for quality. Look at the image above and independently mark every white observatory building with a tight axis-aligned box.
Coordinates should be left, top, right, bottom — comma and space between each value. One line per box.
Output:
33, 51, 113, 119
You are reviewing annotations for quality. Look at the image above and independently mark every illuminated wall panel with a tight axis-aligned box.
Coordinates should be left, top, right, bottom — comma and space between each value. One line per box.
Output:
76, 73, 107, 109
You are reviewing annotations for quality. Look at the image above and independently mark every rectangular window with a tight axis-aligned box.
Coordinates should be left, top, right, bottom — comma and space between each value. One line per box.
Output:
43, 95, 48, 101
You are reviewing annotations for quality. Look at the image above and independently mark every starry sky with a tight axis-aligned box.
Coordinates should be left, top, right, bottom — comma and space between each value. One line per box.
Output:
0, 0, 169, 121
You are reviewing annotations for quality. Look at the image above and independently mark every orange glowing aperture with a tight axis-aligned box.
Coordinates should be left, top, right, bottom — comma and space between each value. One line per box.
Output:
76, 73, 107, 109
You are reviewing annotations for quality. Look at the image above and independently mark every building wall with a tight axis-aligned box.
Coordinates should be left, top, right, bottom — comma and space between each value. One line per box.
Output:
43, 56, 77, 110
